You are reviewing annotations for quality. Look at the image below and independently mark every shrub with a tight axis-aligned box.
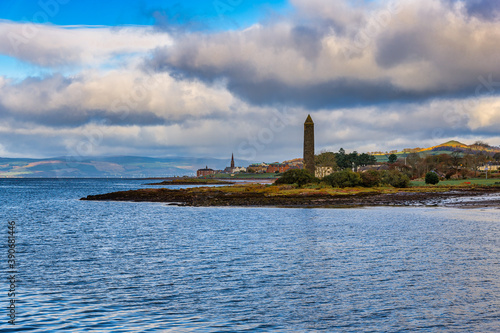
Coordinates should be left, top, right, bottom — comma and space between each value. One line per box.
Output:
445, 170, 455, 180
275, 169, 315, 187
323, 170, 362, 188
425, 172, 440, 185
360, 170, 381, 187
381, 170, 411, 188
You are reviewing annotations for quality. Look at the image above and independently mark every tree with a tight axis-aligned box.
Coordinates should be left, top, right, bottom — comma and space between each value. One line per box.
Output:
494, 153, 500, 161
357, 153, 377, 166
406, 153, 423, 179
315, 151, 337, 168
388, 154, 398, 164
381, 170, 411, 188
335, 148, 350, 169
451, 151, 462, 170
275, 169, 315, 187
332, 149, 378, 170
425, 172, 439, 185
473, 140, 489, 147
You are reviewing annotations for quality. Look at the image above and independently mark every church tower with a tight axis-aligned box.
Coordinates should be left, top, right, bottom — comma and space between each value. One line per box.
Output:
303, 115, 315, 175
231, 153, 235, 169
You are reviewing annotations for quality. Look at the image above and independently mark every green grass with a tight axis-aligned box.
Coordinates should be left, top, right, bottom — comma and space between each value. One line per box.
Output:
411, 178, 500, 186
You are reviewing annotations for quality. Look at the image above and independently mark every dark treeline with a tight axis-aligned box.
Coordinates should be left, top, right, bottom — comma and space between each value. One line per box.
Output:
315, 148, 377, 170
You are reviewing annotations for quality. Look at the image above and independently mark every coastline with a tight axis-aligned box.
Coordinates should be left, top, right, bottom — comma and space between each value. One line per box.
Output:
144, 179, 235, 185
81, 185, 500, 209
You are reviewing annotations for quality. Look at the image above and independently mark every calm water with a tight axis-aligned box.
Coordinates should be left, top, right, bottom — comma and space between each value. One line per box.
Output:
0, 178, 499, 332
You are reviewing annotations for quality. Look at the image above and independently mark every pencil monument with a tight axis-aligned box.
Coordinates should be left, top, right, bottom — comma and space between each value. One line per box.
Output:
303, 114, 315, 175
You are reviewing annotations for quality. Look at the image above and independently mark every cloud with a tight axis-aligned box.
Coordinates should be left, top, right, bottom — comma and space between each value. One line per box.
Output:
458, 0, 500, 20
0, 20, 172, 67
1, 88, 498, 160
0, 1, 499, 160
468, 97, 500, 131
146, 0, 500, 109
0, 68, 235, 127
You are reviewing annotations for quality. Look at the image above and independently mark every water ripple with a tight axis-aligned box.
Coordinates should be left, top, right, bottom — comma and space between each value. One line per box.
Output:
0, 179, 499, 332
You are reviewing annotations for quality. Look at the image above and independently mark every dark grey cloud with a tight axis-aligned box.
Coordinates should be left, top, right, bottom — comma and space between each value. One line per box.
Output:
225, 77, 465, 109
375, 31, 427, 68
0, 108, 166, 128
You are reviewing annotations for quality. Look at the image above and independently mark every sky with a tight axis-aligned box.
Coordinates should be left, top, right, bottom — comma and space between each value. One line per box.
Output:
1, 0, 500, 162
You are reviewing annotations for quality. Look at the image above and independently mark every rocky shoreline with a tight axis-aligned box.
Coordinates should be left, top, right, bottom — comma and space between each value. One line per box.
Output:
144, 179, 235, 185
81, 186, 500, 208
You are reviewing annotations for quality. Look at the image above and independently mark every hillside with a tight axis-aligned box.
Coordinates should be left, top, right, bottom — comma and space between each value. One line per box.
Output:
373, 141, 499, 156
0, 156, 251, 178
371, 140, 500, 162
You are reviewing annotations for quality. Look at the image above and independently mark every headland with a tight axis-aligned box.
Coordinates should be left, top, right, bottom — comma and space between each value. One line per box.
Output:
81, 183, 500, 209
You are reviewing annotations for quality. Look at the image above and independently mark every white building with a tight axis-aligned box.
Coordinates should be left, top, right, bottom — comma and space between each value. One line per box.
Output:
232, 166, 247, 173
479, 164, 499, 171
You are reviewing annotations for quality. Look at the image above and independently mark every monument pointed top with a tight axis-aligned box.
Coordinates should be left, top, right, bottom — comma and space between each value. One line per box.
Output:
304, 114, 314, 124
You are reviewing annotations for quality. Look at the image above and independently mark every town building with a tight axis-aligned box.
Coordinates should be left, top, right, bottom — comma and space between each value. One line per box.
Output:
315, 166, 334, 178
197, 166, 216, 177
479, 164, 499, 171
358, 165, 390, 172
247, 163, 269, 173
266, 163, 291, 173
232, 166, 247, 173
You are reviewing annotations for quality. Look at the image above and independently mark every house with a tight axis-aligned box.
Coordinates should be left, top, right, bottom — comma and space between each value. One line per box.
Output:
479, 164, 499, 171
266, 163, 290, 173
357, 164, 390, 172
315, 167, 334, 178
248, 163, 269, 173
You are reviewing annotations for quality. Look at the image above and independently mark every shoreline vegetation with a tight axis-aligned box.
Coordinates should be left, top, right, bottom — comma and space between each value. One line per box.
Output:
81, 180, 500, 208
144, 178, 235, 185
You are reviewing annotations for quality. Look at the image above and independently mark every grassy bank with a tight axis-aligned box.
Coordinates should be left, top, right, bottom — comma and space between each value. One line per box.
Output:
146, 178, 234, 185
209, 182, 490, 196
210, 173, 280, 179
410, 178, 500, 187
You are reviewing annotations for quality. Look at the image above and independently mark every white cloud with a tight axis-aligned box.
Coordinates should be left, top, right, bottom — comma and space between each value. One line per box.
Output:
0, 68, 235, 124
468, 97, 500, 130
0, 20, 172, 68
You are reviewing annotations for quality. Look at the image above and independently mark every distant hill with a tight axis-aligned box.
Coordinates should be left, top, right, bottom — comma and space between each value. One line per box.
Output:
0, 156, 252, 178
423, 140, 500, 154
372, 141, 499, 155
435, 140, 469, 148
370, 140, 500, 162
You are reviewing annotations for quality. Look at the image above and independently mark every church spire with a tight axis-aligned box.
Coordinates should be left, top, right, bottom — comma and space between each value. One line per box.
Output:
231, 153, 235, 169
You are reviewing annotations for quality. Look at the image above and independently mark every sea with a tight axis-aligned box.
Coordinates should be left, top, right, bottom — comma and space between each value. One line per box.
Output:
0, 178, 499, 332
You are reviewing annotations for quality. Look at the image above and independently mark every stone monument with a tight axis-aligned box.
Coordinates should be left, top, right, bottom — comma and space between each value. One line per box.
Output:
303, 114, 315, 175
